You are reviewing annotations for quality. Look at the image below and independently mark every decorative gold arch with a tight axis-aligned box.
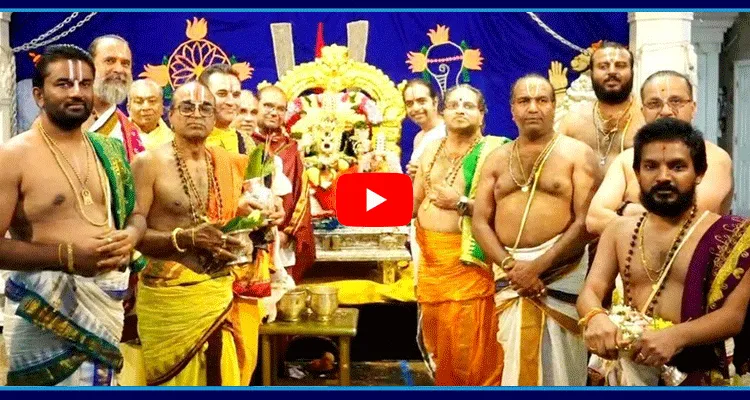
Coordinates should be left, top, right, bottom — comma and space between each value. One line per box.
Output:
275, 44, 406, 156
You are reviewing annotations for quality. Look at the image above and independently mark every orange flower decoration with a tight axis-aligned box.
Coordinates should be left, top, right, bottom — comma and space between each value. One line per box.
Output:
231, 62, 254, 81
139, 64, 170, 87
462, 49, 484, 70
427, 25, 450, 45
186, 17, 208, 40
406, 52, 427, 73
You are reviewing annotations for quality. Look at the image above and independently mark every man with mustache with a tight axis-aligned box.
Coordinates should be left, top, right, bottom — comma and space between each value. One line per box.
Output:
413, 84, 505, 385
577, 118, 750, 386
127, 79, 173, 150
85, 35, 144, 161
131, 81, 284, 385
558, 41, 645, 172
250, 85, 315, 283
231, 90, 259, 143
472, 74, 602, 385
0, 44, 146, 385
586, 70, 733, 235
198, 64, 250, 155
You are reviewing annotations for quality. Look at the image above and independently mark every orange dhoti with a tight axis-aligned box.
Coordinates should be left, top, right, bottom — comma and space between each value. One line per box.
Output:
415, 225, 503, 386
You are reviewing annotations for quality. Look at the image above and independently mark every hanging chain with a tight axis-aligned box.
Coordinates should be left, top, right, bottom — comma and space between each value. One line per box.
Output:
12, 12, 98, 53
527, 12, 588, 54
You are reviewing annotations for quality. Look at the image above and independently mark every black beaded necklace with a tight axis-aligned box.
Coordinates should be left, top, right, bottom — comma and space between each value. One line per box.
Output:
622, 205, 697, 317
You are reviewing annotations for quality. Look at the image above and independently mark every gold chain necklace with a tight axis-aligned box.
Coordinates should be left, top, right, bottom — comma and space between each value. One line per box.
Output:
508, 133, 559, 193
39, 121, 94, 205
423, 135, 481, 210
593, 98, 633, 166
173, 141, 224, 223
38, 122, 110, 227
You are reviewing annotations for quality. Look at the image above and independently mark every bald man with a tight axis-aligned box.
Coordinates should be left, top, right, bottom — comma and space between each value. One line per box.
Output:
132, 81, 283, 385
127, 79, 173, 150
586, 70, 733, 236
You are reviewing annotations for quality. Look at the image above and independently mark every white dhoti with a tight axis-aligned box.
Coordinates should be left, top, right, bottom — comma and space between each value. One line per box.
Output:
494, 235, 589, 386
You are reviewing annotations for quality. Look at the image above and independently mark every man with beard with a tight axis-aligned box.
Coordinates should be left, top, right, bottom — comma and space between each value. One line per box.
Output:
586, 70, 733, 235
198, 64, 250, 154
577, 118, 750, 386
85, 35, 144, 161
127, 79, 173, 150
412, 84, 505, 386
558, 41, 645, 172
472, 74, 602, 385
251, 85, 315, 282
131, 81, 283, 386
0, 44, 146, 386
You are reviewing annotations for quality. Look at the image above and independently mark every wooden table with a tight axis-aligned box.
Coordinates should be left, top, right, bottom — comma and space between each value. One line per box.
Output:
259, 308, 359, 386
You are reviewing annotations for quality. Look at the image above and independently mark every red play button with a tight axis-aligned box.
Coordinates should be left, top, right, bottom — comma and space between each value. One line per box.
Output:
336, 173, 413, 227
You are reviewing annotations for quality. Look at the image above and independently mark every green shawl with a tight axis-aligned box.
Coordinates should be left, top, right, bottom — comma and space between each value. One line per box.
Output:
460, 135, 510, 267
87, 133, 147, 272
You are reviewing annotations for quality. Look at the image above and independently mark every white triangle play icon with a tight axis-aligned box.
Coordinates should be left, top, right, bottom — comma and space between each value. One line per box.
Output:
366, 188, 387, 212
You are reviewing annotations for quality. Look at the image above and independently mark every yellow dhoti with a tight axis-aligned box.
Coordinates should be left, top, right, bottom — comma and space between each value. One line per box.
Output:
137, 261, 245, 386
416, 225, 503, 386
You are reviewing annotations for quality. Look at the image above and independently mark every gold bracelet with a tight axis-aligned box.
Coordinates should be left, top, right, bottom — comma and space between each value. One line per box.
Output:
66, 243, 75, 274
578, 307, 607, 329
172, 227, 187, 253
500, 255, 515, 271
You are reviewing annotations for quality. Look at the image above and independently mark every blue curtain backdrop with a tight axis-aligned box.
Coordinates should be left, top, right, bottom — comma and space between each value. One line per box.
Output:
10, 12, 628, 164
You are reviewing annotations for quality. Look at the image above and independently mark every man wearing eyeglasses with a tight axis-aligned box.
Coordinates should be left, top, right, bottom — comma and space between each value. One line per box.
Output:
130, 81, 281, 386
586, 70, 733, 236
250, 85, 315, 284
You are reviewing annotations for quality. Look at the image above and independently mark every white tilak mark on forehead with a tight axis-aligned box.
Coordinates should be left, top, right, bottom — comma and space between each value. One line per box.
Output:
76, 60, 83, 82
525, 80, 539, 98
68, 60, 75, 81
605, 48, 615, 65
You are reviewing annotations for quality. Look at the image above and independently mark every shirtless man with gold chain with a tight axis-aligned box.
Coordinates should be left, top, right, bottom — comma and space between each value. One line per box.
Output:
0, 45, 145, 386
558, 41, 645, 172
412, 84, 504, 386
472, 74, 602, 385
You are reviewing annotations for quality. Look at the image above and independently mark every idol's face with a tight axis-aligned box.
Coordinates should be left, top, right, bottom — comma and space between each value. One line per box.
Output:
641, 76, 696, 124
636, 140, 701, 217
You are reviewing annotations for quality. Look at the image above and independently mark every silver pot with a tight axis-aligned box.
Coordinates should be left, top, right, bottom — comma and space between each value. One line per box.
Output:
277, 288, 308, 322
225, 229, 255, 266
308, 286, 339, 322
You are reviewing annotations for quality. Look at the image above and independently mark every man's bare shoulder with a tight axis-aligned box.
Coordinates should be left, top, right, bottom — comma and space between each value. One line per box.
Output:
705, 141, 732, 166
0, 130, 40, 167
132, 143, 173, 169
602, 214, 639, 240
418, 138, 442, 164
558, 134, 596, 160
482, 142, 512, 171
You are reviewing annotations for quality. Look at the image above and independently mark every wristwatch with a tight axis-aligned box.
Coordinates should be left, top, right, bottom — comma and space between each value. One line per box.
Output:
456, 196, 470, 216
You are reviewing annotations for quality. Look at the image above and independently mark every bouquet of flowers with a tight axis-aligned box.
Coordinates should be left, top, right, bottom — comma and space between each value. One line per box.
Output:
589, 304, 687, 386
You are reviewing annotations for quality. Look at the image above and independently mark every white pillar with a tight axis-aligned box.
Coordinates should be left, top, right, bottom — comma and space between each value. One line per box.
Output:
0, 12, 13, 144
629, 12, 697, 105
692, 12, 737, 143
